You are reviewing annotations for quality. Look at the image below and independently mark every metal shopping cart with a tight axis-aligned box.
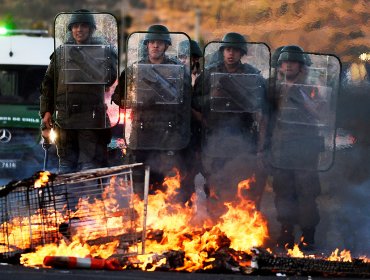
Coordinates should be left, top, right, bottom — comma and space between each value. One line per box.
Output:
0, 164, 149, 261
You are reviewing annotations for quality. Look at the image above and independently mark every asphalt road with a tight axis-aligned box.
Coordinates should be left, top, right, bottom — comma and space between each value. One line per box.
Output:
0, 263, 361, 280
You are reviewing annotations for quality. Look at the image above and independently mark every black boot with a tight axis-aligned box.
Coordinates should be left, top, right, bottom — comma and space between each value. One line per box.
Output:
299, 227, 315, 251
277, 224, 295, 249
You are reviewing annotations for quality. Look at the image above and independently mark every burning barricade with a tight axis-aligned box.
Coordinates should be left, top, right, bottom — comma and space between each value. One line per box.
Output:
0, 165, 369, 277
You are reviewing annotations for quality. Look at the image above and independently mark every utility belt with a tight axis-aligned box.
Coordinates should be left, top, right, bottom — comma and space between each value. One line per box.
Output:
67, 101, 105, 115
56, 92, 105, 115
133, 119, 184, 131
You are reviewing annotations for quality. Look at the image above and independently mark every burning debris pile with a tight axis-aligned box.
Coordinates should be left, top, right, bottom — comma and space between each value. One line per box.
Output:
0, 164, 148, 263
254, 248, 370, 277
0, 165, 369, 277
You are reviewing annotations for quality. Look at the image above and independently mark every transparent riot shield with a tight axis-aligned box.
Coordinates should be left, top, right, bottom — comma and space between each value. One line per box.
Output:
210, 73, 266, 112
201, 41, 270, 158
54, 12, 119, 129
124, 32, 191, 150
270, 52, 341, 171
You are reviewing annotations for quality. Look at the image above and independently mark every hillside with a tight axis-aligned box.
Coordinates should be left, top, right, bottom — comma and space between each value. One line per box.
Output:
0, 0, 369, 63
126, 0, 369, 63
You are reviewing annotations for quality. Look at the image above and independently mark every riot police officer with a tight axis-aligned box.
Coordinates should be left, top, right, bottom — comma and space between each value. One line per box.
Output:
40, 10, 118, 173
270, 45, 323, 251
178, 39, 203, 87
193, 32, 269, 217
113, 25, 192, 195
178, 39, 205, 201
112, 25, 180, 106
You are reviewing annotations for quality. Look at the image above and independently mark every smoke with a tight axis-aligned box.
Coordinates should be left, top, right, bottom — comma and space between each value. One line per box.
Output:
315, 82, 370, 256
319, 166, 370, 256
199, 115, 266, 220
196, 77, 370, 256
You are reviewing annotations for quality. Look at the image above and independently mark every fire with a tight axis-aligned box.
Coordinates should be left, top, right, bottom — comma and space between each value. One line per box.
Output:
217, 178, 268, 251
2, 169, 367, 273
15, 169, 269, 271
0, 209, 63, 252
34, 171, 51, 188
359, 53, 370, 62
20, 239, 119, 267
134, 172, 268, 272
327, 248, 352, 262
286, 245, 369, 263
287, 244, 305, 258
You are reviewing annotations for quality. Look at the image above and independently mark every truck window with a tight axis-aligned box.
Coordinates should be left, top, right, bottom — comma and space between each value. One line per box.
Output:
0, 65, 47, 105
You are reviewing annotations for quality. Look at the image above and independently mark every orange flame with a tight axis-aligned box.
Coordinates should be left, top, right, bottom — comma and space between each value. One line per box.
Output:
134, 172, 269, 272
4, 170, 268, 270
34, 171, 51, 188
217, 178, 268, 252
287, 244, 305, 258
1, 169, 366, 271
327, 248, 352, 262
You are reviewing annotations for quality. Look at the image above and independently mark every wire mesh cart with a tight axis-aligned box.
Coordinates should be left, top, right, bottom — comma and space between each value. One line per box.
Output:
0, 163, 149, 261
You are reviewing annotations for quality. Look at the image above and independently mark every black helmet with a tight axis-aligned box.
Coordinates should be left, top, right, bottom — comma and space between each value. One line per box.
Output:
219, 32, 248, 55
271, 46, 285, 68
68, 9, 96, 31
143, 24, 172, 45
277, 45, 307, 65
190, 40, 203, 58
178, 39, 203, 58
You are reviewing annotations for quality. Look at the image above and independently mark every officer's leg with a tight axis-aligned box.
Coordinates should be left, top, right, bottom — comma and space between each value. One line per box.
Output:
168, 150, 191, 204
55, 129, 81, 210
205, 157, 230, 220
139, 150, 165, 192
95, 128, 111, 168
272, 168, 298, 248
181, 128, 204, 204
56, 128, 78, 174
124, 148, 145, 198
238, 154, 268, 210
248, 167, 268, 211
78, 129, 100, 170
295, 170, 321, 250
93, 129, 112, 198
73, 130, 105, 206
149, 151, 185, 198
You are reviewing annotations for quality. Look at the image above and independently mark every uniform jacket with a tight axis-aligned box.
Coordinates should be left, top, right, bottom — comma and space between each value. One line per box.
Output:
40, 34, 118, 128
192, 60, 269, 155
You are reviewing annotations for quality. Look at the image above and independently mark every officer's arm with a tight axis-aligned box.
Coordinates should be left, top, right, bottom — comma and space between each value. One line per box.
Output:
40, 55, 55, 121
111, 70, 125, 107
256, 79, 270, 154
255, 110, 268, 153
192, 71, 205, 112
107, 47, 119, 87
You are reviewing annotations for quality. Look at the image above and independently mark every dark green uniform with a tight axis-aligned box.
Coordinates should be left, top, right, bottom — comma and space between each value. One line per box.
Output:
40, 36, 117, 173
113, 55, 191, 193
271, 72, 323, 250
193, 60, 269, 213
